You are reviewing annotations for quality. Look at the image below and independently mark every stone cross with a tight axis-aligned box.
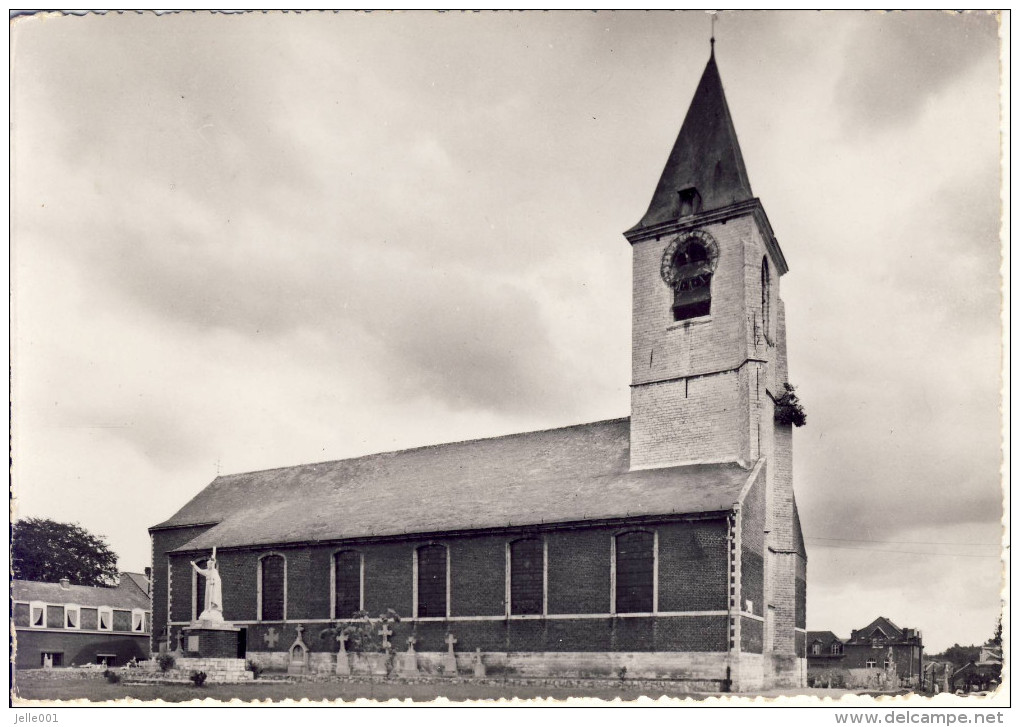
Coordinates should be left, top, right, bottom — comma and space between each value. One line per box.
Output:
406, 635, 417, 653
264, 627, 280, 648
336, 631, 349, 655
378, 623, 393, 649
445, 633, 457, 654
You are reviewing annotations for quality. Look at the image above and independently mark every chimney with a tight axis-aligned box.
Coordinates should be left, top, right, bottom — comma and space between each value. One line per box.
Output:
59, 578, 70, 590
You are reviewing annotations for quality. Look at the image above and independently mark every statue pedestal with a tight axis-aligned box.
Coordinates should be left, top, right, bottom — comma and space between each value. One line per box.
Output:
185, 621, 243, 659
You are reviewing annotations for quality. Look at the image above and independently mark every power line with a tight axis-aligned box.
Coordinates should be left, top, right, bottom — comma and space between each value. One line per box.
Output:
809, 543, 1002, 558
805, 536, 1002, 547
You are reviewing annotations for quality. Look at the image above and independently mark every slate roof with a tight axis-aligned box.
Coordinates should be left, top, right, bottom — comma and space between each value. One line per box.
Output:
12, 575, 151, 610
153, 418, 754, 552
807, 631, 843, 647
849, 616, 906, 643
629, 49, 754, 232
122, 572, 150, 597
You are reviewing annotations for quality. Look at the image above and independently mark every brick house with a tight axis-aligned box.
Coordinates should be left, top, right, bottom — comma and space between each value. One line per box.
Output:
12, 574, 152, 669
150, 46, 807, 692
807, 617, 923, 686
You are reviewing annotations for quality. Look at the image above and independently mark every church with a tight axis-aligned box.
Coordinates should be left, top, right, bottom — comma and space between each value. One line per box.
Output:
149, 45, 807, 692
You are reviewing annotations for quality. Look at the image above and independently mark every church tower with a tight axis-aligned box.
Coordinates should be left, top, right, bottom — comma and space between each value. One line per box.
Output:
625, 45, 788, 472
625, 46, 805, 687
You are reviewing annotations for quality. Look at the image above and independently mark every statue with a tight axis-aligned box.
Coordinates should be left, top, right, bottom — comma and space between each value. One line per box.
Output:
190, 547, 224, 623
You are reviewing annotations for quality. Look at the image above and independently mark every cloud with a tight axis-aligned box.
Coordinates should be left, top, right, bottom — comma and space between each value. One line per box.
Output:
834, 11, 999, 134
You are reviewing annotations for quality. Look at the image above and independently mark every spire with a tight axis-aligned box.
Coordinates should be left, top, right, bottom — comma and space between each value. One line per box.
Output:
629, 49, 754, 232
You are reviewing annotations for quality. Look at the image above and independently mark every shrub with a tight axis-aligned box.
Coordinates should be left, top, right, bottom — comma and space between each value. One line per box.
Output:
617, 666, 628, 681
774, 383, 807, 427
103, 669, 121, 684
189, 670, 207, 687
156, 653, 176, 673
246, 659, 264, 679
319, 609, 401, 654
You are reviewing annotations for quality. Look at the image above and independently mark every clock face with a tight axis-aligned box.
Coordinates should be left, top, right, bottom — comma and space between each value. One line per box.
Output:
660, 229, 720, 286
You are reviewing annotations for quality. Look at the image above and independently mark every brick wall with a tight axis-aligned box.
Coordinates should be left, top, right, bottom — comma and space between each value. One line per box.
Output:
739, 465, 766, 617
631, 216, 752, 385
163, 517, 732, 656
629, 212, 791, 471
630, 372, 748, 469
547, 529, 611, 614
658, 520, 729, 612
741, 616, 764, 654
150, 523, 215, 645
13, 629, 149, 670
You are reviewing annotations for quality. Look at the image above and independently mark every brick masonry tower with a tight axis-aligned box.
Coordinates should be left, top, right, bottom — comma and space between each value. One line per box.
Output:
624, 46, 806, 687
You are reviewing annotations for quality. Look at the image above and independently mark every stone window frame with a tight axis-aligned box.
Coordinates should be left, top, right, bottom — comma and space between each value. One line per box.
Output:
609, 528, 659, 616
97, 606, 113, 631
64, 603, 81, 630
131, 608, 146, 633
505, 536, 547, 617
330, 548, 364, 620
29, 601, 46, 629
412, 542, 450, 619
257, 551, 288, 622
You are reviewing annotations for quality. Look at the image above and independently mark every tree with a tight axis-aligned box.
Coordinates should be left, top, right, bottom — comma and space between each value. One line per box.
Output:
988, 616, 1002, 646
12, 517, 119, 586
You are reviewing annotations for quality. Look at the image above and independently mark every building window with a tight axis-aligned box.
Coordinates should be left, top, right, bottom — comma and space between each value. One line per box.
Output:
132, 609, 146, 633
866, 659, 877, 669
761, 257, 771, 339
30, 602, 46, 628
509, 538, 544, 616
96, 654, 116, 667
614, 530, 656, 614
97, 607, 113, 631
192, 558, 208, 621
40, 652, 63, 668
47, 605, 65, 629
884, 659, 892, 669
677, 187, 702, 218
64, 604, 80, 630
415, 544, 448, 618
258, 553, 287, 621
831, 642, 843, 655
811, 642, 821, 655
660, 231, 719, 323
332, 550, 363, 620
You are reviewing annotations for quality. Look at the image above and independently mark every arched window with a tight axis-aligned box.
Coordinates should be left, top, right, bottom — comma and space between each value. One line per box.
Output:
333, 550, 363, 620
258, 553, 287, 621
192, 558, 208, 622
509, 538, 544, 616
416, 544, 448, 618
761, 257, 771, 338
661, 231, 718, 322
614, 530, 656, 614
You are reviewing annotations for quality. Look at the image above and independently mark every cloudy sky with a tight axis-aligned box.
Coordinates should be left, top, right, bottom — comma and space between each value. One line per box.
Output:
11, 11, 1004, 653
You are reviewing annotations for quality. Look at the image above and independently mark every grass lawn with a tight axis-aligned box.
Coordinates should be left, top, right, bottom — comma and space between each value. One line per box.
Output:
12, 670, 725, 704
